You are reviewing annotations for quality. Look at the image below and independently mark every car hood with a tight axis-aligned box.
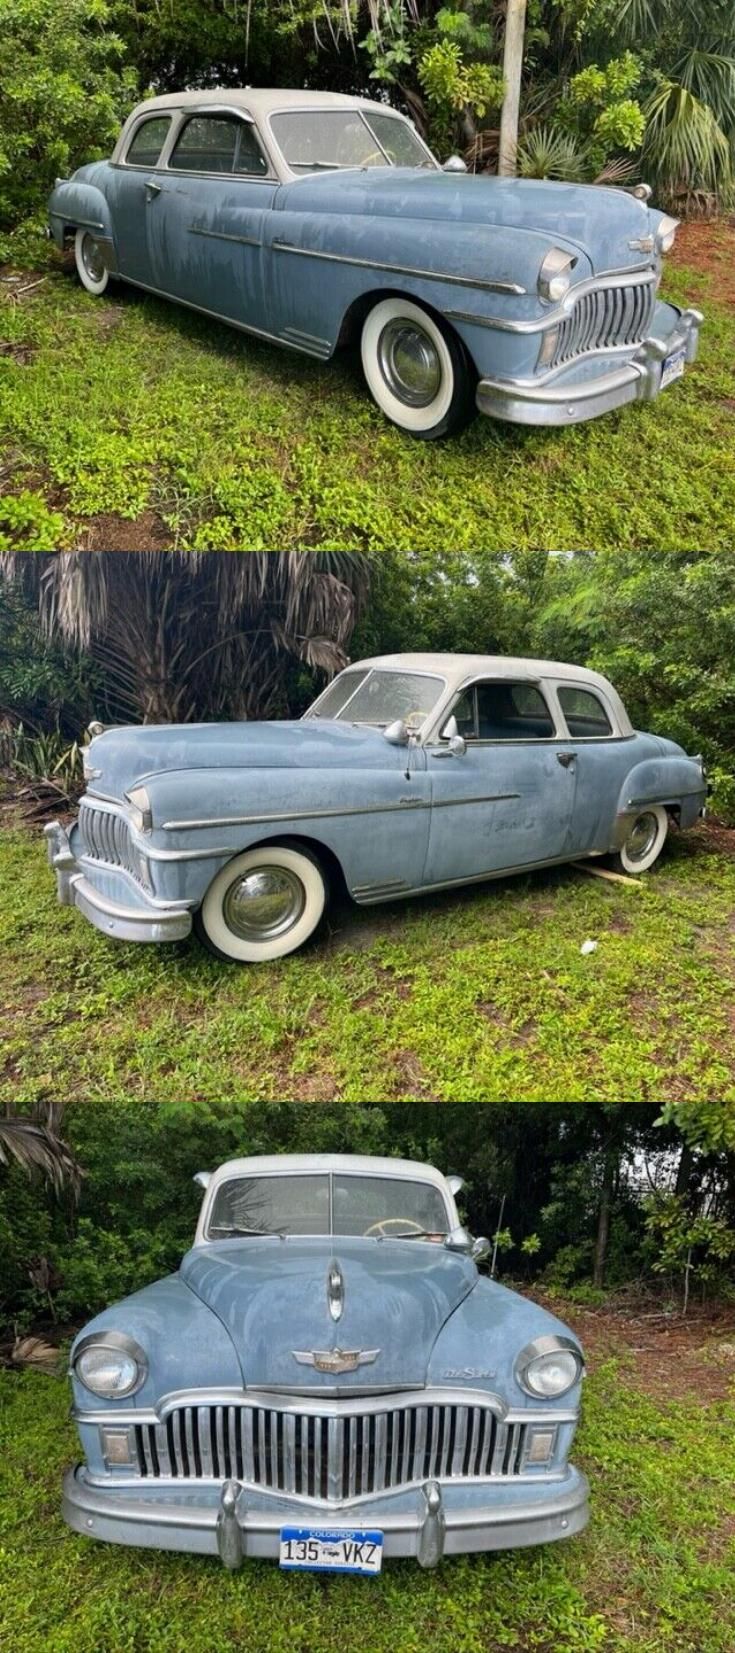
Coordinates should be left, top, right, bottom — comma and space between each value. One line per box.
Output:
179, 1237, 477, 1390
85, 718, 399, 798
279, 169, 656, 272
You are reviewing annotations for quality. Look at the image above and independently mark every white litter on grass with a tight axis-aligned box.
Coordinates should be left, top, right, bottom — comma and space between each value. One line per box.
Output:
580, 939, 599, 956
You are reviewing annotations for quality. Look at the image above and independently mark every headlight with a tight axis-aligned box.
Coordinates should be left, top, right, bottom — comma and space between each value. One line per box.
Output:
516, 1335, 583, 1398
73, 1332, 147, 1398
655, 214, 678, 254
538, 248, 576, 304
124, 785, 152, 833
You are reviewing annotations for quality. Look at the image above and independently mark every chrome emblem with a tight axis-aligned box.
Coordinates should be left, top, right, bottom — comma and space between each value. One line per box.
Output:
327, 1259, 344, 1323
292, 1348, 380, 1375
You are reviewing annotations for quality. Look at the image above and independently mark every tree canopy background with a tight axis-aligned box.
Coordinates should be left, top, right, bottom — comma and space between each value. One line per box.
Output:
2, 0, 734, 260
2, 1100, 734, 1333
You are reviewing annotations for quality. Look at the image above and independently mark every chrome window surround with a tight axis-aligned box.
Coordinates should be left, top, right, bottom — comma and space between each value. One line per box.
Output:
202, 1168, 453, 1242
515, 1336, 584, 1400
75, 1387, 578, 1502
72, 1330, 149, 1398
122, 114, 174, 170
167, 111, 270, 180
423, 674, 625, 746
117, 105, 280, 183
437, 679, 557, 745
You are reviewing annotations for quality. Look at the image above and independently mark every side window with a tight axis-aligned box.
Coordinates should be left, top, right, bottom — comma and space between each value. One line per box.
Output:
558, 686, 613, 738
448, 689, 476, 739
474, 681, 555, 740
169, 115, 268, 176
125, 116, 172, 168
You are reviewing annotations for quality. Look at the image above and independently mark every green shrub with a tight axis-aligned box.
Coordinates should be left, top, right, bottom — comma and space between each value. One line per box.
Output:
0, 0, 138, 261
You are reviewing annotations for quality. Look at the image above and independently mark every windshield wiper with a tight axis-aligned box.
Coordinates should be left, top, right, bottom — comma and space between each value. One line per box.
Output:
209, 1224, 285, 1238
378, 1227, 436, 1240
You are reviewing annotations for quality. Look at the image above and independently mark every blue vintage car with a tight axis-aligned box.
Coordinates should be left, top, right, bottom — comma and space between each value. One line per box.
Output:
45, 652, 708, 965
63, 1152, 589, 1571
48, 88, 702, 437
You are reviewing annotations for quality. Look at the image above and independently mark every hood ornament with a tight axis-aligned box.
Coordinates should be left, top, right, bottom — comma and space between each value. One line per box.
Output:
292, 1348, 380, 1375
327, 1259, 344, 1322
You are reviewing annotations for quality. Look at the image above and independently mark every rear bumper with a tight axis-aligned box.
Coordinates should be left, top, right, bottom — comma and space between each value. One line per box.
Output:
63, 1464, 590, 1568
476, 303, 703, 427
44, 819, 192, 944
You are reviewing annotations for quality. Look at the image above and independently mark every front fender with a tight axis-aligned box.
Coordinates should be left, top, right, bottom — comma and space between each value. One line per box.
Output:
48, 174, 115, 264
613, 754, 706, 840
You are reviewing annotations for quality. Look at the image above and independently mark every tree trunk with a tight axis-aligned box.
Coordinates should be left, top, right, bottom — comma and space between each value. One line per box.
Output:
593, 1139, 618, 1288
498, 0, 527, 177
675, 1140, 694, 1201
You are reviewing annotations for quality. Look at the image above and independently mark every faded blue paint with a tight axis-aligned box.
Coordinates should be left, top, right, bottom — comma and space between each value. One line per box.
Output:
47, 95, 697, 427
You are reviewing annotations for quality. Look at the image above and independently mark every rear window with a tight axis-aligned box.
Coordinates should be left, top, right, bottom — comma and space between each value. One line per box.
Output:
125, 116, 172, 168
558, 686, 613, 738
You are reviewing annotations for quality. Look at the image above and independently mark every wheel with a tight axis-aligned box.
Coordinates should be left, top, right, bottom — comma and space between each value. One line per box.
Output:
194, 844, 328, 963
74, 228, 109, 296
360, 297, 475, 438
610, 805, 669, 875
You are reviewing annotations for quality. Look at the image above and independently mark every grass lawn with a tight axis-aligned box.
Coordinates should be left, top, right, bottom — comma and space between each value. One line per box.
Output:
1, 224, 734, 552
1, 1301, 733, 1653
2, 811, 735, 1103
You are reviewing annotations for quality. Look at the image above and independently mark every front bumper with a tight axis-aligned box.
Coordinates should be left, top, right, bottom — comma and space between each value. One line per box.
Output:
44, 819, 192, 944
476, 303, 703, 427
63, 1464, 590, 1569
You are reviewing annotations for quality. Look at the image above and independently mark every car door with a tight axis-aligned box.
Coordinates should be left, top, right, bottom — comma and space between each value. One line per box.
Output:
105, 113, 175, 286
144, 110, 278, 331
551, 682, 637, 852
421, 679, 578, 888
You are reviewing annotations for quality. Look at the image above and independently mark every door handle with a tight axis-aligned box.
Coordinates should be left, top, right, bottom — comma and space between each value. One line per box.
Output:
556, 752, 576, 768
146, 180, 162, 199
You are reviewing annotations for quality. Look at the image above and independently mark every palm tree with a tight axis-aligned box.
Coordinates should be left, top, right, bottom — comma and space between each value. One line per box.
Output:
0, 552, 371, 724
0, 1106, 81, 1197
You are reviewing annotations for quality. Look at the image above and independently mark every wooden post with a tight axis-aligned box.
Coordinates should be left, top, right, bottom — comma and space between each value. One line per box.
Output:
498, 0, 528, 177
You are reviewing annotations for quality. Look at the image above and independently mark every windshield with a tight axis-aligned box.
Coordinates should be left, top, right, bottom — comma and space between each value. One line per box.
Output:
307, 668, 444, 730
207, 1173, 450, 1239
271, 109, 436, 174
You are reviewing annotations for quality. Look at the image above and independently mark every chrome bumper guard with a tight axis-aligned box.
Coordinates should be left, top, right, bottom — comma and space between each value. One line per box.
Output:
63, 1465, 590, 1570
476, 306, 703, 427
44, 820, 192, 944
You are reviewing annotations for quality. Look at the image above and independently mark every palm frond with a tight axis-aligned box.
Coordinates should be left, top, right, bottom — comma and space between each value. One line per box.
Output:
0, 1110, 82, 1198
642, 79, 733, 198
10, 1335, 60, 1373
673, 48, 735, 133
517, 125, 592, 182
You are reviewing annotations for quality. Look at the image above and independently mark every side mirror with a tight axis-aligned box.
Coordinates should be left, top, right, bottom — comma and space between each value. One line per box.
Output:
443, 154, 468, 174
471, 1235, 490, 1264
193, 1171, 211, 1190
383, 718, 409, 746
440, 715, 468, 757
446, 1174, 466, 1196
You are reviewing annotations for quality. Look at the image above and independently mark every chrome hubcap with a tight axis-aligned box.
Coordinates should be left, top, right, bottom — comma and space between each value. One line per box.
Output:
81, 234, 105, 284
223, 866, 305, 941
625, 812, 659, 863
377, 319, 442, 407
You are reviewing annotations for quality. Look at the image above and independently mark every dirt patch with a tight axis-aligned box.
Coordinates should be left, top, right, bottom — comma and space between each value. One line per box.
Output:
537, 1293, 735, 1404
670, 218, 735, 307
81, 510, 171, 551
0, 340, 35, 364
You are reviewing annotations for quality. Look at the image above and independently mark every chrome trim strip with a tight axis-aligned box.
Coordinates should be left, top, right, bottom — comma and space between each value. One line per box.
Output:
161, 792, 518, 832
271, 240, 526, 295
471, 266, 658, 336
74, 1387, 577, 1425
188, 227, 261, 248
357, 851, 595, 905
116, 277, 329, 358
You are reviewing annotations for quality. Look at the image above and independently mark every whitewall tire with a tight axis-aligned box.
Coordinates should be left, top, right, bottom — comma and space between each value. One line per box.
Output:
611, 806, 669, 874
194, 844, 328, 963
74, 229, 110, 296
360, 297, 475, 438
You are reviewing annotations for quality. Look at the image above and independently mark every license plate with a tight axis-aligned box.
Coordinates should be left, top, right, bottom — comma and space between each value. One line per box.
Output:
661, 346, 686, 389
279, 1526, 383, 1574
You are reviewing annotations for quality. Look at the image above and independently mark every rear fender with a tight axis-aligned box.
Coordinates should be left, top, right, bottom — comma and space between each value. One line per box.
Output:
48, 178, 117, 271
612, 756, 706, 845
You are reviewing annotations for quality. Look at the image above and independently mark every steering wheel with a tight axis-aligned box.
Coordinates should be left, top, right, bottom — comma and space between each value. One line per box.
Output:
365, 1217, 425, 1238
360, 150, 385, 169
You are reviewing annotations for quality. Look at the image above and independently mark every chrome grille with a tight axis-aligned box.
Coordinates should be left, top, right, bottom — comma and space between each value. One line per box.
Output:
79, 802, 138, 880
134, 1402, 530, 1498
546, 279, 655, 370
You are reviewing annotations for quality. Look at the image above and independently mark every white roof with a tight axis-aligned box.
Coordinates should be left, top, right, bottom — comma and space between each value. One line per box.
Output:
125, 88, 389, 120
353, 652, 612, 687
206, 1153, 451, 1187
